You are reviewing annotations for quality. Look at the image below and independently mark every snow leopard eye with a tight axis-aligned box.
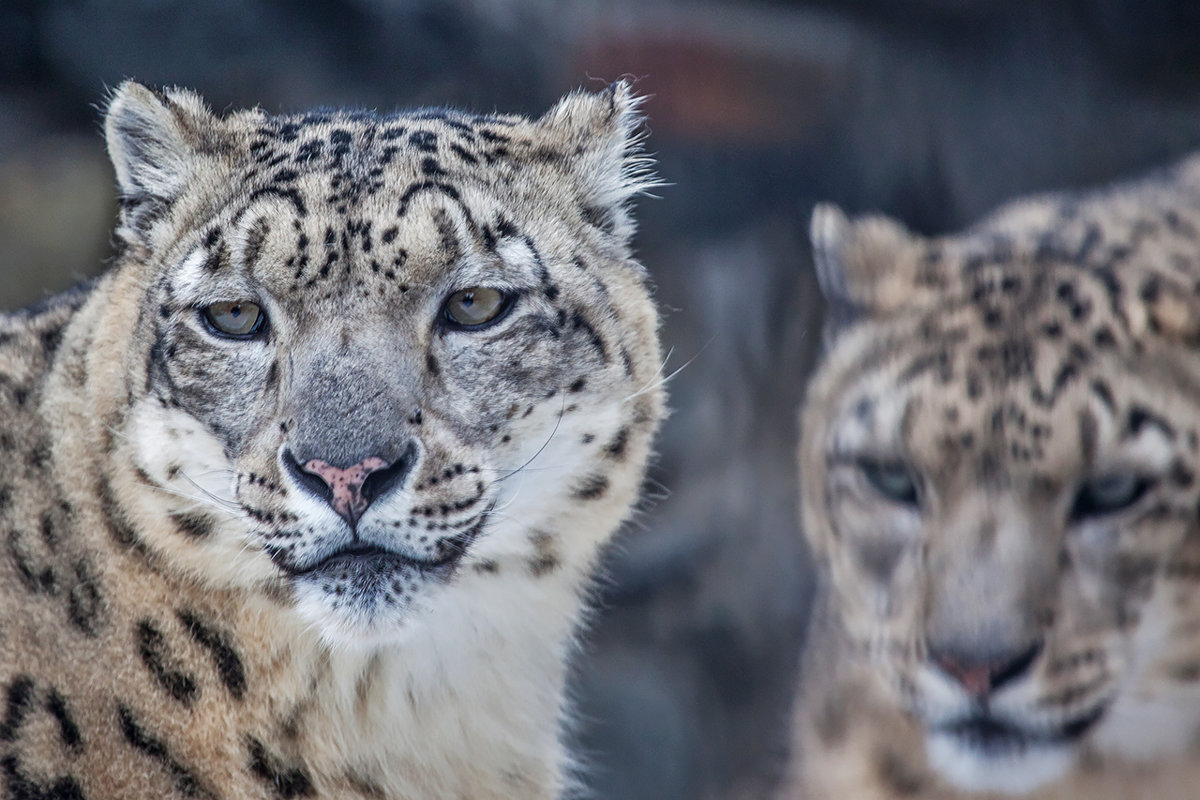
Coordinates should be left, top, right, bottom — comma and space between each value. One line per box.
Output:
859, 460, 920, 506
1069, 473, 1152, 521
202, 301, 267, 338
441, 287, 513, 329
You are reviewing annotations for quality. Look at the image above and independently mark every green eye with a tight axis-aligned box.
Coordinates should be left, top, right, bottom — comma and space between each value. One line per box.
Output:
1070, 474, 1152, 521
202, 301, 266, 338
859, 460, 920, 506
442, 287, 511, 329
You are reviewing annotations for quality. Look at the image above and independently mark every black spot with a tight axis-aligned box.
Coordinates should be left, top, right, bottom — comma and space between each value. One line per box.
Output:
118, 705, 215, 799
136, 620, 199, 705
875, 748, 926, 796
247, 737, 315, 798
0, 754, 86, 800
421, 156, 447, 177
169, 512, 212, 540
1090, 379, 1115, 412
426, 354, 440, 379
67, 558, 105, 636
8, 530, 55, 594
450, 143, 478, 164
177, 609, 247, 701
570, 311, 609, 363
478, 128, 510, 144
44, 689, 83, 753
39, 326, 64, 357
1170, 459, 1195, 488
580, 204, 615, 233
573, 474, 609, 500
409, 130, 438, 152
604, 427, 630, 460
813, 695, 847, 746
0, 676, 35, 741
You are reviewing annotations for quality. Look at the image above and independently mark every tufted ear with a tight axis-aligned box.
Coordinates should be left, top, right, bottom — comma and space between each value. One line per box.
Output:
810, 203, 928, 345
105, 81, 218, 212
536, 81, 657, 242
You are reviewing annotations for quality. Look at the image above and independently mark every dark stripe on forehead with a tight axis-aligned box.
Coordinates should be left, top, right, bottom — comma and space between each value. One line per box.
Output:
245, 186, 307, 218
396, 180, 483, 243
242, 217, 272, 270
397, 180, 460, 217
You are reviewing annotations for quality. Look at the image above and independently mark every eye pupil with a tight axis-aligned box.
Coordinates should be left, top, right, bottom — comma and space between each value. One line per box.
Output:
203, 301, 265, 338
1070, 474, 1150, 521
860, 460, 920, 506
443, 287, 509, 328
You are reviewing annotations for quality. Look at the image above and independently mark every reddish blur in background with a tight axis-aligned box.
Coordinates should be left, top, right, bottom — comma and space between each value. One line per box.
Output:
3, 1, 1200, 797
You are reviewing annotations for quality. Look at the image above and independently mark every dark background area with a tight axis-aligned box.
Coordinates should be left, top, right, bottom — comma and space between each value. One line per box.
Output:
3, 1, 1200, 797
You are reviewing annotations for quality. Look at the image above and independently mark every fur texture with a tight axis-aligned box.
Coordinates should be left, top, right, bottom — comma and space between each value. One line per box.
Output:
0, 82, 664, 799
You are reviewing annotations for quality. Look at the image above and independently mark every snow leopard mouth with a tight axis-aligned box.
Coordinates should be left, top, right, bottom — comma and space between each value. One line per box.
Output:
270, 526, 481, 586
932, 705, 1106, 757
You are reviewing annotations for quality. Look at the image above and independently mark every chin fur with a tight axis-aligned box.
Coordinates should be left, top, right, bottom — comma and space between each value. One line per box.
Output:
925, 730, 1075, 795
291, 576, 436, 650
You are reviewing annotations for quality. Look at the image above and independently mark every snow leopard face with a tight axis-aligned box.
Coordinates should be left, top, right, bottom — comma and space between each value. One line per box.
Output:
104, 82, 663, 646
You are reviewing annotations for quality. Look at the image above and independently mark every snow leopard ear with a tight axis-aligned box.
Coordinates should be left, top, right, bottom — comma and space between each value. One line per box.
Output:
536, 81, 658, 244
810, 203, 927, 346
105, 81, 218, 213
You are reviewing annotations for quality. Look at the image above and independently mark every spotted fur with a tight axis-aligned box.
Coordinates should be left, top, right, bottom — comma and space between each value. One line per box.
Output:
0, 82, 664, 799
782, 155, 1200, 798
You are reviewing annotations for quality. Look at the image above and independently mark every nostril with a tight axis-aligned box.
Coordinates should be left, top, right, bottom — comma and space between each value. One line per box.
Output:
282, 449, 333, 503
361, 441, 418, 507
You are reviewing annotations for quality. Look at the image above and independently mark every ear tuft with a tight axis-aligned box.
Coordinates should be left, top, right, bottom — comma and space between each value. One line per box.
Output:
537, 81, 659, 241
105, 81, 213, 204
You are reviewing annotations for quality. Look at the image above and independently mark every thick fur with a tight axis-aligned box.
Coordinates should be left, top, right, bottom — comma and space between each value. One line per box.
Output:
782, 155, 1200, 798
0, 82, 664, 799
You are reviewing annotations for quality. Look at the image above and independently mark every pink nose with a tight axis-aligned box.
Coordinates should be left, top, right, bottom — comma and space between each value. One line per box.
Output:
300, 456, 389, 523
932, 653, 994, 698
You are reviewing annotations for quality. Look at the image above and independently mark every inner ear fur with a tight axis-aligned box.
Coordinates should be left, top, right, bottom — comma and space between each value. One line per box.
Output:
105, 81, 222, 205
534, 81, 657, 243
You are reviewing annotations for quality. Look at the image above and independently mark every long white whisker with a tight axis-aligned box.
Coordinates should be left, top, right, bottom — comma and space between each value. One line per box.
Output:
623, 338, 711, 404
496, 392, 567, 483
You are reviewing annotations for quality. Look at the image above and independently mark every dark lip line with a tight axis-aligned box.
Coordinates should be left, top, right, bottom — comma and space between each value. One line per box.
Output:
271, 506, 492, 578
933, 703, 1108, 748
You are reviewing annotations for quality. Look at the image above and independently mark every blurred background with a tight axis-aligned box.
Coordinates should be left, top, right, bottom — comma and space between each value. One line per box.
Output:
4, 0, 1200, 796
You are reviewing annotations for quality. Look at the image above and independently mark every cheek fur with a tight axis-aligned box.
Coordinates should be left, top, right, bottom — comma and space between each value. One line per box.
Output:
152, 323, 278, 452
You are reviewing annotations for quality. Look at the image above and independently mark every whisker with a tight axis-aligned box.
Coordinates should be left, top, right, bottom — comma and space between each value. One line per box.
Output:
623, 338, 711, 404
496, 392, 567, 483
